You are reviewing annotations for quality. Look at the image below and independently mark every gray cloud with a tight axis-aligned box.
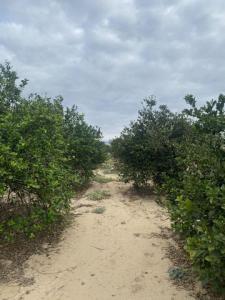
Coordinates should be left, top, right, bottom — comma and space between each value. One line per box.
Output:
1, 0, 225, 139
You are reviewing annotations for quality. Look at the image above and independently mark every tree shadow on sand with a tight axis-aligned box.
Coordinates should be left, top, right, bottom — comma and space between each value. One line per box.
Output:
0, 213, 73, 287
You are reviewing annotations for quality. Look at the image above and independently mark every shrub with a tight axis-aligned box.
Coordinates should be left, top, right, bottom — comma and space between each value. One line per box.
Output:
63, 106, 107, 185
111, 96, 189, 188
0, 92, 74, 240
112, 94, 225, 293
0, 62, 106, 240
167, 95, 225, 291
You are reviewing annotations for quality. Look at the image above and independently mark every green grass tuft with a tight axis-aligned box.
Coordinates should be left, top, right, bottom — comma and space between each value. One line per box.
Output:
92, 206, 106, 214
93, 175, 114, 183
87, 190, 111, 201
101, 159, 117, 174
168, 267, 186, 281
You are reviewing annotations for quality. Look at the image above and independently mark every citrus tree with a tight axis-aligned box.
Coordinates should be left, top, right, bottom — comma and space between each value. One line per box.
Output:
0, 62, 106, 240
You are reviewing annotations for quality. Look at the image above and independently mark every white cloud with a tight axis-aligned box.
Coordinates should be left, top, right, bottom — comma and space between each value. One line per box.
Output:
1, 0, 225, 139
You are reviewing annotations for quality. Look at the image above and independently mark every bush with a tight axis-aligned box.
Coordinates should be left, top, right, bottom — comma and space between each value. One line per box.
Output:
0, 62, 106, 240
0, 94, 74, 240
112, 94, 225, 293
111, 96, 189, 188
64, 106, 106, 185
167, 95, 225, 291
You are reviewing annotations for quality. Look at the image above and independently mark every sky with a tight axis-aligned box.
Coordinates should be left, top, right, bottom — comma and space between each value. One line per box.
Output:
1, 0, 225, 140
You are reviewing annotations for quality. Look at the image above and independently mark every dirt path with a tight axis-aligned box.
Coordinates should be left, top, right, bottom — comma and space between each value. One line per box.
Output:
0, 172, 195, 300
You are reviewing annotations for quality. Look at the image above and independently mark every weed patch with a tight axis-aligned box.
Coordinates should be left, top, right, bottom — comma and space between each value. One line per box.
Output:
92, 207, 106, 214
93, 175, 114, 184
87, 190, 111, 201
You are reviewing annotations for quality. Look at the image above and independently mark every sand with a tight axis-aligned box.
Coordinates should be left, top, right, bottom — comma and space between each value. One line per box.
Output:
0, 173, 195, 300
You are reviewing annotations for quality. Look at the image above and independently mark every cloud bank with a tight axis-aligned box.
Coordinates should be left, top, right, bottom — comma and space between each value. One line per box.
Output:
1, 0, 225, 139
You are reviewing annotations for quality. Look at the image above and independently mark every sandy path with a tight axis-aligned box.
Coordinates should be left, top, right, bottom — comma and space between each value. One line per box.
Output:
0, 175, 194, 300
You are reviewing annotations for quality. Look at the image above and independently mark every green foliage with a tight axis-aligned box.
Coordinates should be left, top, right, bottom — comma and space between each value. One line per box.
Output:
0, 62, 106, 241
64, 106, 107, 184
167, 95, 225, 292
93, 175, 115, 183
92, 206, 106, 214
168, 266, 186, 281
87, 190, 111, 201
101, 157, 117, 174
112, 94, 225, 293
111, 96, 189, 188
0, 61, 28, 114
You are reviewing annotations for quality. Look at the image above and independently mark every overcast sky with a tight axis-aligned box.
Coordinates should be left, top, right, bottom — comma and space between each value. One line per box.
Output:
1, 0, 225, 139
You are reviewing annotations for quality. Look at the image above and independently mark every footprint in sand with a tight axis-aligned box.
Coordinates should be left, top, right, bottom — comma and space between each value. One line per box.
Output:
131, 283, 143, 294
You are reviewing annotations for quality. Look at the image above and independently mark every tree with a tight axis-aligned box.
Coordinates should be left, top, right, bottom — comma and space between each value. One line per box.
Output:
112, 96, 189, 187
0, 62, 106, 240
64, 105, 106, 184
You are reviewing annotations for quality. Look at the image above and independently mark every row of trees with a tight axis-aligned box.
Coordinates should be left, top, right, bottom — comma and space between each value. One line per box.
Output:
0, 62, 106, 240
111, 95, 225, 292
